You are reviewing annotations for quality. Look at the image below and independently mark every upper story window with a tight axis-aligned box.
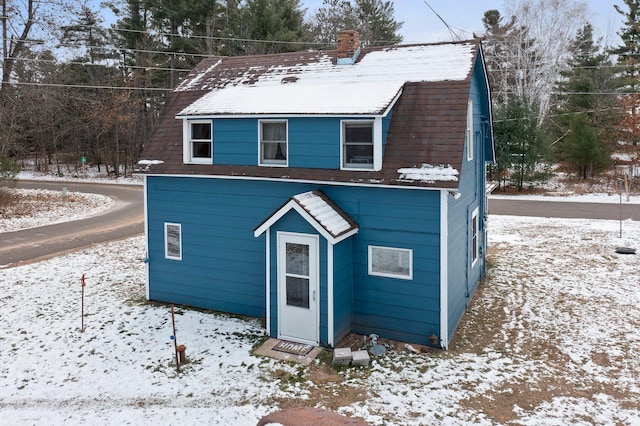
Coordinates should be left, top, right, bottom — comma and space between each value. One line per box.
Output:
342, 121, 374, 170
260, 120, 287, 166
184, 120, 212, 164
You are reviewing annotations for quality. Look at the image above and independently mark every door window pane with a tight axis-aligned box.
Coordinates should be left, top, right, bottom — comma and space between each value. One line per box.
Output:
286, 243, 309, 275
286, 276, 310, 308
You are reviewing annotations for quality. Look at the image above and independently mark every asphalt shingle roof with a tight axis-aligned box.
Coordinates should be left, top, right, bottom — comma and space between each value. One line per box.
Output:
139, 39, 482, 190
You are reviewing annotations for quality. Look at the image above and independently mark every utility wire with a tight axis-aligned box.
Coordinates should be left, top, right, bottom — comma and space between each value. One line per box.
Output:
0, 79, 173, 91
423, 0, 464, 41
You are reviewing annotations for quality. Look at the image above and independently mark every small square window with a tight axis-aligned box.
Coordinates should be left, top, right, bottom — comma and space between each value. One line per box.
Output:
343, 122, 374, 169
260, 120, 287, 166
368, 246, 412, 280
165, 222, 182, 260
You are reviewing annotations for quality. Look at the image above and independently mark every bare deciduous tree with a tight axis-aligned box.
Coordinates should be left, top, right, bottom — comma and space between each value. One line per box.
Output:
484, 0, 589, 122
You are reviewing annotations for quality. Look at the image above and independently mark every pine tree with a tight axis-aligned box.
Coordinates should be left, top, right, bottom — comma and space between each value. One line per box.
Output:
562, 115, 609, 179
242, 0, 307, 54
612, 0, 640, 89
60, 5, 118, 65
548, 24, 616, 178
307, 0, 402, 46
611, 0, 640, 146
493, 97, 549, 191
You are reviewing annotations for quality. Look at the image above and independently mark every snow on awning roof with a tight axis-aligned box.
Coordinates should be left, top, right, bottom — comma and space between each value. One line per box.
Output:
178, 42, 476, 116
254, 190, 358, 244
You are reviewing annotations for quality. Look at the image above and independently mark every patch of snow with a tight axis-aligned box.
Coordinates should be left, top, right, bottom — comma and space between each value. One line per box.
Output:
0, 189, 114, 233
490, 192, 640, 204
176, 59, 222, 91
397, 164, 459, 183
611, 152, 636, 162
294, 191, 352, 236
17, 169, 142, 185
137, 160, 165, 165
2, 194, 640, 424
178, 43, 475, 116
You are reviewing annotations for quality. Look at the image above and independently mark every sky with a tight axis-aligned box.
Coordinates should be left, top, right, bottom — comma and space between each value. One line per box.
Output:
303, 0, 625, 46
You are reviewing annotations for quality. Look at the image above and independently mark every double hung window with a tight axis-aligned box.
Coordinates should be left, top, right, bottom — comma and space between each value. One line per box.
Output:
188, 121, 212, 163
260, 120, 287, 166
342, 121, 374, 169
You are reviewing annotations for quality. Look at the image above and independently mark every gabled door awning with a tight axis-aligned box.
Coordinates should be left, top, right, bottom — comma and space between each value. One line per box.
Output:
254, 190, 358, 245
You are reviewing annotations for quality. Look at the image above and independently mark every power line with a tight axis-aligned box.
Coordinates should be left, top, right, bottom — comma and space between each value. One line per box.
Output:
0, 80, 173, 91
422, 1, 465, 42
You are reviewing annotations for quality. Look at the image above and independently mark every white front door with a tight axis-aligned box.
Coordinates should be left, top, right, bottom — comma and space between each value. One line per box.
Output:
277, 232, 319, 345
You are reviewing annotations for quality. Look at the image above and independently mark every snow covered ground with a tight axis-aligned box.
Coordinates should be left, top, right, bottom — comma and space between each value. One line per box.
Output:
0, 188, 114, 233
1, 174, 640, 425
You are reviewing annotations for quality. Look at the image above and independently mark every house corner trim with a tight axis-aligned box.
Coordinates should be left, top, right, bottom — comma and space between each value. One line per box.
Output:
440, 190, 449, 349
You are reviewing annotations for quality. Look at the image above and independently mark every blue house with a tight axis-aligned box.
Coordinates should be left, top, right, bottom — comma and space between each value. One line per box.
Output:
139, 32, 495, 349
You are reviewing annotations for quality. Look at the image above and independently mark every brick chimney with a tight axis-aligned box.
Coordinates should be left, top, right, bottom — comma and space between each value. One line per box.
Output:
337, 30, 360, 65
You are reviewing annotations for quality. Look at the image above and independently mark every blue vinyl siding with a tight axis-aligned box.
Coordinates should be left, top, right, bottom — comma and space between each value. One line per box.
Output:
445, 61, 491, 343
213, 119, 255, 165
147, 177, 312, 317
146, 176, 442, 345
333, 239, 353, 345
322, 186, 441, 345
209, 112, 392, 169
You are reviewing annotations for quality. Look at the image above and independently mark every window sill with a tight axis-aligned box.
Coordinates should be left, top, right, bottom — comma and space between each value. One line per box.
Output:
185, 158, 212, 165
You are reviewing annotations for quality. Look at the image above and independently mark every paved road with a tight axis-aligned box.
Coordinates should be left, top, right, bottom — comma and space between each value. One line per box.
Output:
2, 181, 638, 268
0, 181, 143, 268
489, 197, 640, 221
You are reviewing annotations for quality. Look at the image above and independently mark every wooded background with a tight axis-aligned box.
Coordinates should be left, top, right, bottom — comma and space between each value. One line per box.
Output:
1, 0, 639, 189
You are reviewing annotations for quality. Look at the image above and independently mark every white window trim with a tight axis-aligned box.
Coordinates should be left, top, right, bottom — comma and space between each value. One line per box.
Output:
467, 100, 474, 161
183, 119, 212, 164
471, 207, 479, 267
340, 118, 382, 171
368, 245, 413, 280
259, 119, 288, 167
164, 222, 182, 261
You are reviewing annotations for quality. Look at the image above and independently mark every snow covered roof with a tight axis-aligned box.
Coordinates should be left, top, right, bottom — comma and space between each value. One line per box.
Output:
254, 190, 358, 244
140, 39, 488, 190
176, 42, 477, 116
293, 191, 353, 236
398, 164, 459, 183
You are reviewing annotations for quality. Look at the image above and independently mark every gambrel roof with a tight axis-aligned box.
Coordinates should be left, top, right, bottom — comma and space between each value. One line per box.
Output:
139, 39, 486, 190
